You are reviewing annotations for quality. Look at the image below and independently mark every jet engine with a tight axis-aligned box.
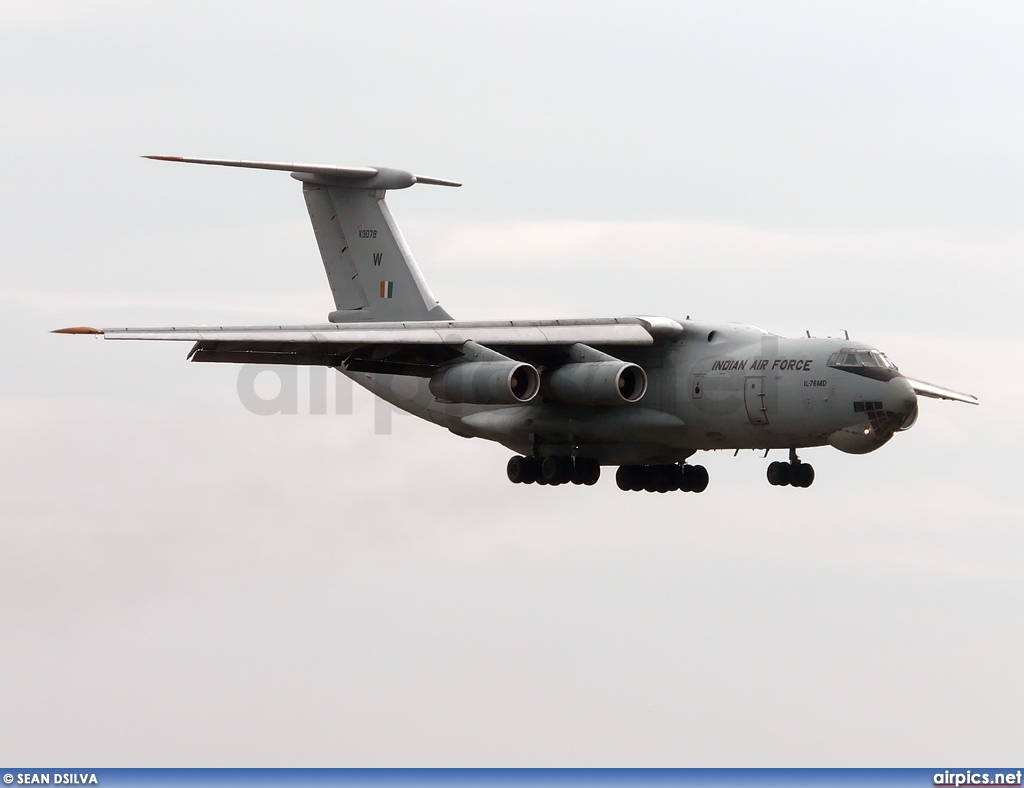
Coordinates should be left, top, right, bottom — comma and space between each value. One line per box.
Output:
542, 361, 647, 405
429, 361, 540, 404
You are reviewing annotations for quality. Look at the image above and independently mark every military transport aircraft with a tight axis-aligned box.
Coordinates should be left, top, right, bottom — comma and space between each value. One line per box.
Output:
56, 156, 978, 493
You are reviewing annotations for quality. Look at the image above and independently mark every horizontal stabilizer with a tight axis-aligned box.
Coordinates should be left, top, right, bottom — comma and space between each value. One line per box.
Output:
905, 377, 979, 405
143, 155, 461, 189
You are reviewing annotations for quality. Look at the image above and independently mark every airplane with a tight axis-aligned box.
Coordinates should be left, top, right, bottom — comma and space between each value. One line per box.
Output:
55, 155, 978, 493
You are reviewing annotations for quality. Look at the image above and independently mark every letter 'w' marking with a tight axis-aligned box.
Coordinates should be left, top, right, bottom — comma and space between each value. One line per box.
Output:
373, 252, 383, 266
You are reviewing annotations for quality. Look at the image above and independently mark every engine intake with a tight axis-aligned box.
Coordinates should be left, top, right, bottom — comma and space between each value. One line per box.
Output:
429, 361, 540, 405
542, 362, 647, 405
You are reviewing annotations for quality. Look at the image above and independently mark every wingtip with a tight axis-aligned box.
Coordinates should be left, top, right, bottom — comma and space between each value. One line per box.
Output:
413, 174, 463, 188
52, 326, 103, 335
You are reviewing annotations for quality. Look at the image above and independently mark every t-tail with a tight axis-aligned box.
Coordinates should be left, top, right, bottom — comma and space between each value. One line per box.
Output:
143, 156, 459, 323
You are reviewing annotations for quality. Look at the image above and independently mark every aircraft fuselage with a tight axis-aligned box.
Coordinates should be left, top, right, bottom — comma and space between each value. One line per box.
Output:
355, 321, 919, 466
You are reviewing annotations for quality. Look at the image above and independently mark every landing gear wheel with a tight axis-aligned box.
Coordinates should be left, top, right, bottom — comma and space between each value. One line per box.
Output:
793, 463, 814, 488
507, 455, 539, 484
616, 464, 706, 493
572, 458, 601, 486
688, 464, 709, 493
767, 459, 814, 488
541, 455, 572, 485
651, 464, 679, 493
767, 461, 790, 486
615, 465, 644, 491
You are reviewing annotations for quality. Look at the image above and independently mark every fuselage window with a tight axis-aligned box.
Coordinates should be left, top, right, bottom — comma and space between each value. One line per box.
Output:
828, 348, 889, 369
872, 351, 896, 369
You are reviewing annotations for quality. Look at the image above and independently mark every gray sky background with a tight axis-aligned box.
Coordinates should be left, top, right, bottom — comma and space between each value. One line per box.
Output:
1, 0, 1021, 766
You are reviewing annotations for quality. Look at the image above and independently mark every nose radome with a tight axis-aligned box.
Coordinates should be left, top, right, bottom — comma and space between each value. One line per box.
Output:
885, 375, 919, 428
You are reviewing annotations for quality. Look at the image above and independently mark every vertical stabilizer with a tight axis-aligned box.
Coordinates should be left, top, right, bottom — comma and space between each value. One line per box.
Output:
302, 184, 452, 322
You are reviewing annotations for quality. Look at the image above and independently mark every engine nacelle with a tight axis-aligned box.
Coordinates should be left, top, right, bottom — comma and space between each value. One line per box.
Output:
429, 361, 540, 405
542, 362, 647, 405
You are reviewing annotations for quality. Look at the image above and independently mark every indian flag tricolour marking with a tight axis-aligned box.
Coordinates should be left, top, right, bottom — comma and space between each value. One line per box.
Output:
379, 280, 394, 299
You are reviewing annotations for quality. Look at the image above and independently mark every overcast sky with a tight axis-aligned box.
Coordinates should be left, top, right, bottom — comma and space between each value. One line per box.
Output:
1, 0, 1021, 766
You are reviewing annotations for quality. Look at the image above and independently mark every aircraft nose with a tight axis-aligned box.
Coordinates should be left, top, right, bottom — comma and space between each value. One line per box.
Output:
885, 375, 919, 430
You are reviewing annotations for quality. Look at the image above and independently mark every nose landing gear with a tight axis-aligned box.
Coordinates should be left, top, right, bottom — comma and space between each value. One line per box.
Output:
767, 450, 815, 488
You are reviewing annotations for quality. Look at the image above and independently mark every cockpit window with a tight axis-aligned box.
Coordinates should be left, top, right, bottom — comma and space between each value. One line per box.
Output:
828, 348, 897, 369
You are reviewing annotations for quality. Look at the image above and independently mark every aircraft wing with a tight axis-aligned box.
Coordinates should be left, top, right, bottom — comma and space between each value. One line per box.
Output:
904, 377, 979, 405
54, 317, 683, 375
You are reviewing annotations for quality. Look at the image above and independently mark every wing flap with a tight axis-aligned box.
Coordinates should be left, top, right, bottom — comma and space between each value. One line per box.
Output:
190, 348, 350, 367
185, 335, 463, 371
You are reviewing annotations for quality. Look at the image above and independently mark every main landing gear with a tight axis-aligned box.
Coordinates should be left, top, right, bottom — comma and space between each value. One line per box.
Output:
615, 463, 708, 494
507, 455, 601, 486
767, 449, 814, 488
507, 455, 709, 492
